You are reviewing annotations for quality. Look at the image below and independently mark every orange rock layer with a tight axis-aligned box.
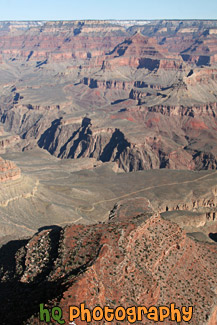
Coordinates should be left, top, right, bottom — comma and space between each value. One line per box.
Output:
0, 214, 216, 324
0, 157, 21, 182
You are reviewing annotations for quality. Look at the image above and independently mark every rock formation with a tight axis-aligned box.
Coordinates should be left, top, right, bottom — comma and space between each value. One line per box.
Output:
0, 156, 20, 182
0, 213, 216, 324
0, 20, 216, 172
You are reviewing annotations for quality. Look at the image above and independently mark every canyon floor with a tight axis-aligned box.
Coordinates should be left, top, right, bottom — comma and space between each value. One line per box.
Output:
1, 148, 217, 244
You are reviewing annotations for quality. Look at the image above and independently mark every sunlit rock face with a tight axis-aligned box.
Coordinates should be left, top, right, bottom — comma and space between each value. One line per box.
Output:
0, 156, 21, 182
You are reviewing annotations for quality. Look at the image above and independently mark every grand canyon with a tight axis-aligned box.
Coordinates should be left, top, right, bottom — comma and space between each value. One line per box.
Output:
0, 20, 217, 324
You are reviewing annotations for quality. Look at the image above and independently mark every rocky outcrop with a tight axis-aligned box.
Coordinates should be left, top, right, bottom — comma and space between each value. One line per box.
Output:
184, 68, 217, 85
133, 81, 162, 89
181, 36, 217, 66
129, 88, 167, 103
0, 213, 216, 324
82, 77, 133, 90
104, 32, 183, 70
35, 117, 191, 172
0, 157, 21, 182
0, 135, 20, 153
37, 118, 132, 167
3, 101, 217, 172
10, 113, 215, 172
192, 151, 217, 170
144, 103, 217, 117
